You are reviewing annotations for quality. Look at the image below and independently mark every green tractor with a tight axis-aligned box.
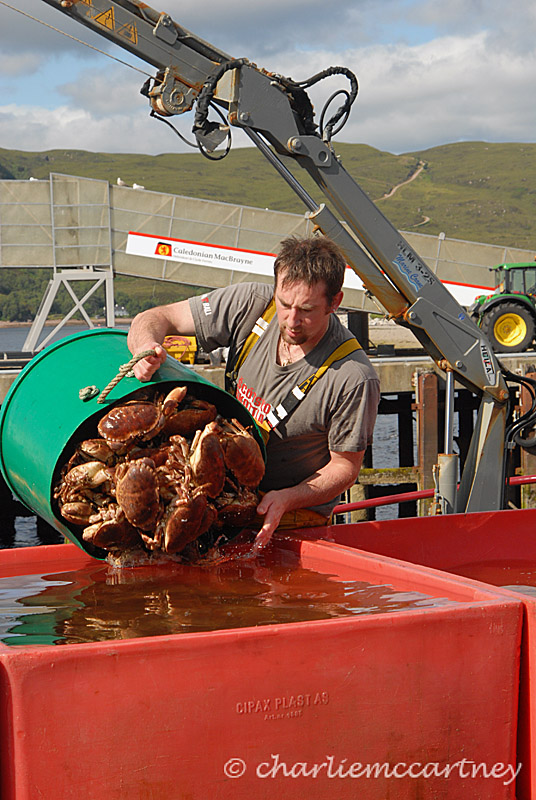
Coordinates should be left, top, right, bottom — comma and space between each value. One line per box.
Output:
470, 261, 536, 353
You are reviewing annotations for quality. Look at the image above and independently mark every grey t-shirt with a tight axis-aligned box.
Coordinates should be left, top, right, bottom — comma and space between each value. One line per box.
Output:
190, 282, 380, 515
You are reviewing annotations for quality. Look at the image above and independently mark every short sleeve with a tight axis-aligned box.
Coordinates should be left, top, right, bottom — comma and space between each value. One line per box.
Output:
327, 376, 380, 452
189, 282, 272, 353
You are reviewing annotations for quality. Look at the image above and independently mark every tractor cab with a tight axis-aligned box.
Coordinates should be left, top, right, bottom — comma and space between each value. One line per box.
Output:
499, 263, 536, 297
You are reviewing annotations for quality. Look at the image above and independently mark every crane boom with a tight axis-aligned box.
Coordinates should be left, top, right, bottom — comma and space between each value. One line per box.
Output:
40, 0, 515, 512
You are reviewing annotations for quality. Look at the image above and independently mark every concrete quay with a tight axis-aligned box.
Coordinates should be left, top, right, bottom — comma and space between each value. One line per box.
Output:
0, 372, 19, 404
369, 352, 536, 393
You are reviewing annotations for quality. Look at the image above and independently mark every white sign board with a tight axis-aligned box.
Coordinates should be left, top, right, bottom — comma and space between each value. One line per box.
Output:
126, 232, 492, 307
126, 232, 275, 276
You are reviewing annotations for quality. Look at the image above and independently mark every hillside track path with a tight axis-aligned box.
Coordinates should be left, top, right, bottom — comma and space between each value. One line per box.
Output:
378, 160, 426, 200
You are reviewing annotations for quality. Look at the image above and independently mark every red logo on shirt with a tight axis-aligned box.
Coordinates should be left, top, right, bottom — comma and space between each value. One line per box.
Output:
236, 377, 272, 423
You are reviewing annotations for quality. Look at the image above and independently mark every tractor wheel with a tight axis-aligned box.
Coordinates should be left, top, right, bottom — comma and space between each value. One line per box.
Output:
480, 302, 535, 353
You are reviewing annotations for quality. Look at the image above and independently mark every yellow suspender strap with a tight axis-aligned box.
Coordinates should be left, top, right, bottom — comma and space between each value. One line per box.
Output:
257, 337, 362, 442
225, 298, 277, 392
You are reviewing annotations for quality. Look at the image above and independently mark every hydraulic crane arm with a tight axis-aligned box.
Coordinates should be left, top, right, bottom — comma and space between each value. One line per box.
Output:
40, 0, 517, 512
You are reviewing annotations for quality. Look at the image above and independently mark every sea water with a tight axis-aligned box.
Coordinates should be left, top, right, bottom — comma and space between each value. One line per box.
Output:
0, 548, 458, 647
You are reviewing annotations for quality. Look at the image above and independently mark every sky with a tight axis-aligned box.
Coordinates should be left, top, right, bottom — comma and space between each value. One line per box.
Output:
0, 0, 536, 156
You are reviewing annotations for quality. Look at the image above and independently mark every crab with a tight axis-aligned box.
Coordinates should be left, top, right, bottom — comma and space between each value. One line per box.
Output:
216, 418, 265, 488
59, 499, 99, 527
76, 439, 117, 465
56, 460, 114, 506
127, 443, 171, 467
54, 383, 265, 562
215, 485, 259, 527
143, 483, 214, 554
82, 504, 142, 551
97, 386, 188, 449
115, 457, 161, 531
156, 435, 191, 501
162, 395, 217, 438
163, 491, 208, 554
189, 421, 226, 497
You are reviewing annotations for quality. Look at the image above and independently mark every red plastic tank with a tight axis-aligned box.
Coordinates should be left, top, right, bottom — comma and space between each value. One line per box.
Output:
0, 536, 522, 800
327, 507, 536, 800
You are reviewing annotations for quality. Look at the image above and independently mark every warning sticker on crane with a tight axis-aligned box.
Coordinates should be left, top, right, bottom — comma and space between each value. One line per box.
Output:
94, 7, 115, 31
118, 22, 138, 45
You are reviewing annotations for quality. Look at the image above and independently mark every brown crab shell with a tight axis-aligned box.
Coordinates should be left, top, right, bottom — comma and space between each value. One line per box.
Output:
77, 439, 117, 465
115, 457, 161, 532
162, 398, 217, 438
162, 490, 208, 554
59, 500, 96, 527
83, 506, 141, 550
190, 423, 226, 498
97, 401, 165, 445
216, 488, 259, 527
219, 420, 265, 488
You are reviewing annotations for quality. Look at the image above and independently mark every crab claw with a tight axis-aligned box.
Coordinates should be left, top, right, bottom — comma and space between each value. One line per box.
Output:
60, 500, 96, 527
162, 386, 188, 416
63, 461, 113, 490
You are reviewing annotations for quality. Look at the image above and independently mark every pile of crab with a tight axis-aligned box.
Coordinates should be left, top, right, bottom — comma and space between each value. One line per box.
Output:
53, 385, 265, 562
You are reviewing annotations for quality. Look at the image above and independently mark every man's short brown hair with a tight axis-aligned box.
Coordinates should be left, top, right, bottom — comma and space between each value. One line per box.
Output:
274, 236, 346, 305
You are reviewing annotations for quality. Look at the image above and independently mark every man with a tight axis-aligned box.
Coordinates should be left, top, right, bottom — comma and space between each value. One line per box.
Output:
127, 235, 380, 550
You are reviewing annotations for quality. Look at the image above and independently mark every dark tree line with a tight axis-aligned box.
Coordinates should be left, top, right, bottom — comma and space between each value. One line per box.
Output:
0, 270, 200, 322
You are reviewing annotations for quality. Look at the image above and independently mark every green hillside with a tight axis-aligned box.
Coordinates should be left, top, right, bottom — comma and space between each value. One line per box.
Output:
0, 141, 535, 321
1, 140, 535, 248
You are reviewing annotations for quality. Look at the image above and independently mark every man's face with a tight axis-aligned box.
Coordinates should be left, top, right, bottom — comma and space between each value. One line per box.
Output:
275, 273, 343, 347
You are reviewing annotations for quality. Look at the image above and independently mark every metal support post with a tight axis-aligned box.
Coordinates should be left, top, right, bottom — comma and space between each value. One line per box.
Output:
444, 370, 455, 455
22, 268, 113, 351
520, 371, 536, 508
413, 370, 439, 515
434, 454, 458, 514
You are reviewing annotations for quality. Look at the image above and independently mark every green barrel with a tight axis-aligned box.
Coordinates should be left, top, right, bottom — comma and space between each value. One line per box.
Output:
0, 329, 263, 560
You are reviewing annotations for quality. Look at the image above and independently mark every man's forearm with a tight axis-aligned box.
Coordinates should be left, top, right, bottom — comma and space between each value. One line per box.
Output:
128, 307, 180, 353
273, 451, 364, 512
252, 450, 364, 552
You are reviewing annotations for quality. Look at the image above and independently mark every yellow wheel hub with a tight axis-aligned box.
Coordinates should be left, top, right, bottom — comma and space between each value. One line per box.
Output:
494, 312, 527, 347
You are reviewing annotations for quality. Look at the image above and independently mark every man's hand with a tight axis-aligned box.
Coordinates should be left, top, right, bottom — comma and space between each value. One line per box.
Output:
251, 450, 365, 555
252, 490, 287, 553
127, 301, 196, 381
131, 344, 167, 381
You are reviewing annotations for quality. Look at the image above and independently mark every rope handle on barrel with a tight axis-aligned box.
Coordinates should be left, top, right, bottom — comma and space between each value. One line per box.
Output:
97, 349, 156, 403
78, 349, 157, 404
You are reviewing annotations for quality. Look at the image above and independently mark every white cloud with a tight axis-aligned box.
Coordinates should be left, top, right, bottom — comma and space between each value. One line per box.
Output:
0, 0, 535, 154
